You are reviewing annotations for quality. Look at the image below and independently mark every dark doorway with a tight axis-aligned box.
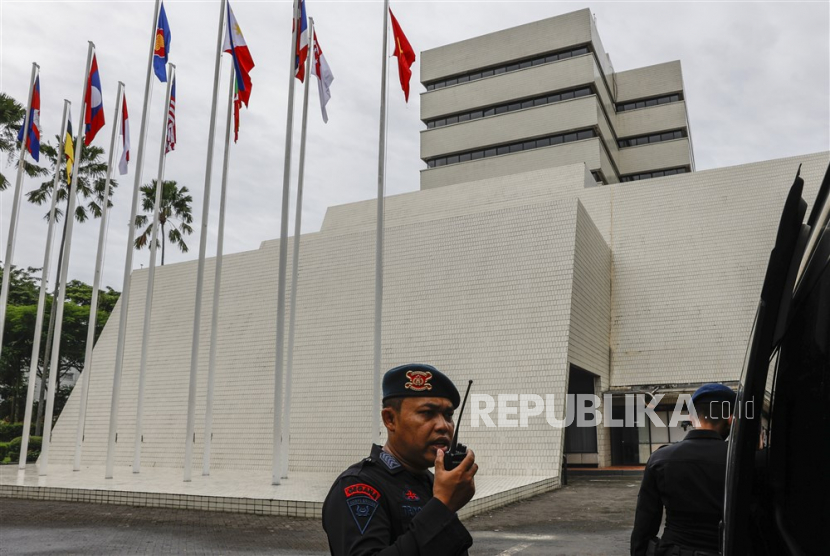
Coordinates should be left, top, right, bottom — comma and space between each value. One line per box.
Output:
610, 403, 641, 465
564, 366, 598, 457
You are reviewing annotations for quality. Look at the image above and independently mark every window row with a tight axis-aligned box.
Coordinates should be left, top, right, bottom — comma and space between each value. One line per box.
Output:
425, 46, 590, 91
425, 128, 597, 169
620, 167, 688, 182
616, 94, 681, 112
426, 87, 593, 129
617, 129, 686, 148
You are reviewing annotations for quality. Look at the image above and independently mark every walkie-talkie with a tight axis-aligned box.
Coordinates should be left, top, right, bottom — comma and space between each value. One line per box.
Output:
444, 380, 473, 471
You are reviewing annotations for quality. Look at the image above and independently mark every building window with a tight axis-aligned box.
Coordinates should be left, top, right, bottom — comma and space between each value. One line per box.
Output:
424, 85, 596, 130
424, 44, 592, 91
617, 129, 686, 148
620, 167, 688, 182
616, 93, 682, 112
425, 128, 597, 169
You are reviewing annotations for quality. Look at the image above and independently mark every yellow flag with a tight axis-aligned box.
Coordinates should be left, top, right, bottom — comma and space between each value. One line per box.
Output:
64, 120, 74, 185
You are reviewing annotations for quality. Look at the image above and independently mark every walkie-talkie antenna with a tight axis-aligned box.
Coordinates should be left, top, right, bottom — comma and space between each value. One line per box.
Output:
450, 380, 474, 451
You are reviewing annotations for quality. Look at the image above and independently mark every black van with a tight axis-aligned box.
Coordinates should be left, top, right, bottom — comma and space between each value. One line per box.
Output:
721, 163, 830, 555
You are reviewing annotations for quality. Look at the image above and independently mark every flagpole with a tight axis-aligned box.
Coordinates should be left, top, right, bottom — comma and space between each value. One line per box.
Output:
273, 0, 301, 486
202, 65, 235, 477
184, 0, 227, 483
19, 99, 69, 470
40, 42, 95, 476
133, 66, 174, 474
280, 15, 314, 480
0, 62, 39, 357
74, 82, 124, 471
106, 0, 162, 480
372, 0, 391, 444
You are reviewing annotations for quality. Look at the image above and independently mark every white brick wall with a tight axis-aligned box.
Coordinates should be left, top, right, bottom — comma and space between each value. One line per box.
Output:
616, 61, 685, 102
421, 9, 593, 82
420, 55, 596, 121
421, 140, 602, 190
421, 96, 598, 159
568, 201, 612, 378
615, 102, 689, 139
619, 139, 692, 175
49, 152, 829, 477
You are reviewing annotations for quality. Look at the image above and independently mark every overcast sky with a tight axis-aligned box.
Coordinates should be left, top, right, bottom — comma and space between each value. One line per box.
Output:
1, 0, 828, 291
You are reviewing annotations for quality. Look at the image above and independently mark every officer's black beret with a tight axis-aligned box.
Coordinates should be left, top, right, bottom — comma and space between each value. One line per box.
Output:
382, 363, 461, 408
691, 383, 736, 405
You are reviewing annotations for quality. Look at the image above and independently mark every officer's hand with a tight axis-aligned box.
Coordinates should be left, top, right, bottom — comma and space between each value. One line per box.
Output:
433, 448, 478, 513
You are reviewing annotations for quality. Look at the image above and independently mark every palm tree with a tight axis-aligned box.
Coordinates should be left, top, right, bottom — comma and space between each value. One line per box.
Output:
0, 92, 49, 190
26, 138, 115, 222
134, 180, 194, 265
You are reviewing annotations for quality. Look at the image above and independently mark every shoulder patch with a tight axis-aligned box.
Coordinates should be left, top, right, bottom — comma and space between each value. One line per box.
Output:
379, 451, 401, 470
344, 483, 381, 534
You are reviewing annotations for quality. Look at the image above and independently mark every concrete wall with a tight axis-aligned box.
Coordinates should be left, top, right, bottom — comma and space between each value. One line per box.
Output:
420, 54, 597, 121
421, 96, 599, 159
421, 139, 603, 190
49, 153, 829, 476
421, 9, 594, 83
616, 61, 684, 102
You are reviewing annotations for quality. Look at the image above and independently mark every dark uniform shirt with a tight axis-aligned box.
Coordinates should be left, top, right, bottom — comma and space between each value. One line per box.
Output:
323, 445, 473, 556
631, 429, 728, 556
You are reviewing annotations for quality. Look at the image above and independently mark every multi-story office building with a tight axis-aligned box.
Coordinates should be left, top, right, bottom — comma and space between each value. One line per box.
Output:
419, 9, 694, 189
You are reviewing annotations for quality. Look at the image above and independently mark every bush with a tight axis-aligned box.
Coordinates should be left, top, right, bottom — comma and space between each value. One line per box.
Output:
0, 441, 9, 461
8, 436, 41, 464
0, 422, 24, 442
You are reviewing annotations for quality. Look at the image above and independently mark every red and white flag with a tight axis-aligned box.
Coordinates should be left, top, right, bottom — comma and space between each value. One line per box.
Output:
224, 1, 255, 107
312, 30, 334, 123
118, 94, 130, 174
165, 78, 176, 153
294, 0, 309, 82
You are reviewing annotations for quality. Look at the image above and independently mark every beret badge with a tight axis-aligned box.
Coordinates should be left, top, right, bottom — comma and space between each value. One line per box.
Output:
405, 370, 433, 391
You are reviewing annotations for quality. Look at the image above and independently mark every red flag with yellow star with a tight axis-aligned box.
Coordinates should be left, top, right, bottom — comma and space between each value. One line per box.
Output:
389, 9, 415, 102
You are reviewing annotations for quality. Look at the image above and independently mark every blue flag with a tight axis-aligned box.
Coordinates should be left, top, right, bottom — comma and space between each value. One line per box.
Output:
153, 2, 172, 82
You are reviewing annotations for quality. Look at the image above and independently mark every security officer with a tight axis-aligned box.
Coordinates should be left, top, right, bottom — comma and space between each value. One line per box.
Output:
322, 364, 477, 555
631, 383, 737, 556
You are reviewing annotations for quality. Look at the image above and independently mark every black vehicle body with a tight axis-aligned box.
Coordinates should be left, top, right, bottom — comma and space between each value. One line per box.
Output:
722, 162, 830, 555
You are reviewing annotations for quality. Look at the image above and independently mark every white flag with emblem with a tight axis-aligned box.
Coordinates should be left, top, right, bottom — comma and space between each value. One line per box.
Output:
312, 30, 334, 123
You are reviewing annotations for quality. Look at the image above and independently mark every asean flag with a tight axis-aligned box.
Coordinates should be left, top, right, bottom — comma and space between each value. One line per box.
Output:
153, 1, 172, 82
224, 1, 255, 107
17, 76, 41, 162
84, 54, 105, 145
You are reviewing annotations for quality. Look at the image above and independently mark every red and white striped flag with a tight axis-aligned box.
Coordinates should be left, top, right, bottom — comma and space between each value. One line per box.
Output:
166, 78, 176, 153
118, 94, 130, 174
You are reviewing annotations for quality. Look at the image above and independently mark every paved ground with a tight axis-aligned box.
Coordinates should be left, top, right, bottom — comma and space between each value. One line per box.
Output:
0, 476, 641, 555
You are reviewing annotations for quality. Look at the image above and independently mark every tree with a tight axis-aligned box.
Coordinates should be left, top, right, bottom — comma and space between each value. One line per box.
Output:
26, 139, 116, 223
0, 267, 119, 424
24, 138, 117, 434
0, 92, 49, 191
134, 180, 194, 265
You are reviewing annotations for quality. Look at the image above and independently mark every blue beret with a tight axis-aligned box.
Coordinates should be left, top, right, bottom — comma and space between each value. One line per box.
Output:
382, 363, 461, 408
692, 383, 736, 405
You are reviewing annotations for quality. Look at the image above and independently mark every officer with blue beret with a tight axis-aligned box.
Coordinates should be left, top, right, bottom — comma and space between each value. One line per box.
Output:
631, 383, 737, 556
322, 364, 477, 555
